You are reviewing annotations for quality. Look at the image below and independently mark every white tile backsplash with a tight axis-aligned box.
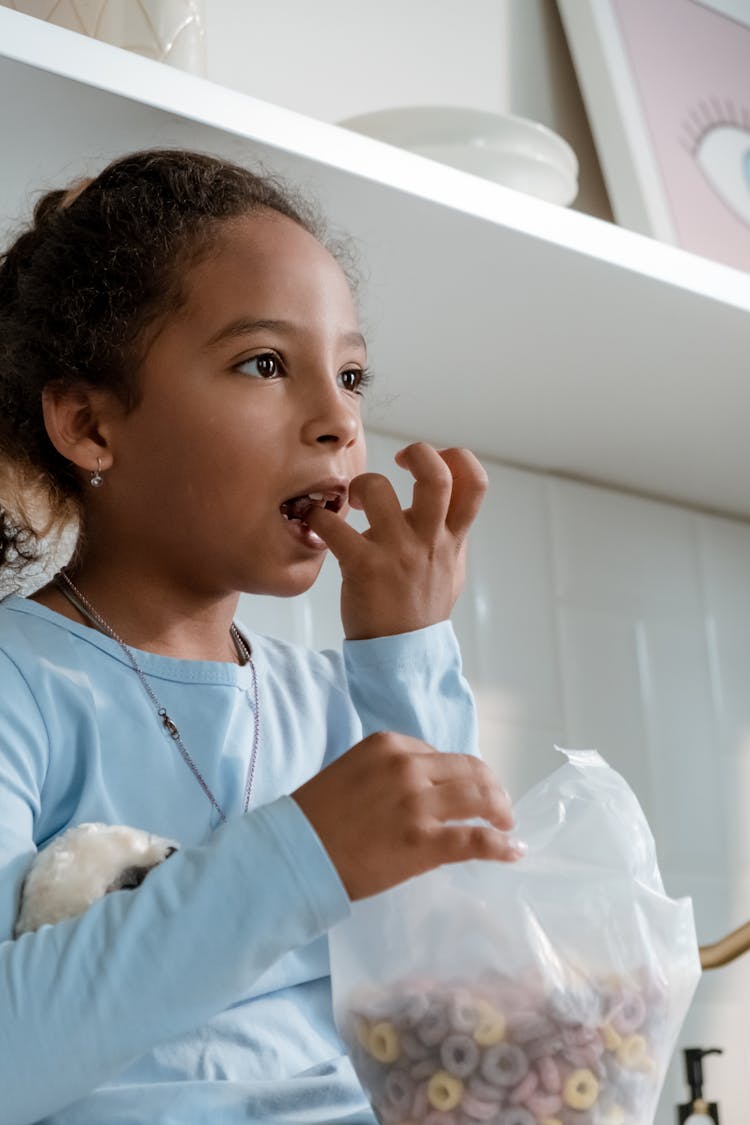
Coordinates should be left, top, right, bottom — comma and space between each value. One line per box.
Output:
237, 429, 750, 1124
470, 461, 562, 725
238, 584, 315, 648
639, 619, 726, 873
475, 711, 564, 801
557, 606, 655, 817
548, 476, 703, 619
716, 750, 750, 895
697, 513, 750, 624
705, 617, 750, 755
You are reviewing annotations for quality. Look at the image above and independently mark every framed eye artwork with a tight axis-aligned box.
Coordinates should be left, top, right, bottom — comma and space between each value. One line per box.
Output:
557, 0, 750, 273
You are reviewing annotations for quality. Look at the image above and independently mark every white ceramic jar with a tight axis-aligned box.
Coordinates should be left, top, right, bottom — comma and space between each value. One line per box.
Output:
2, 0, 207, 75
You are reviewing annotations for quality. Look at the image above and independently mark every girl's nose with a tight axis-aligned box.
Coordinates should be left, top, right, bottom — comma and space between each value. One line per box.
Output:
300, 382, 362, 448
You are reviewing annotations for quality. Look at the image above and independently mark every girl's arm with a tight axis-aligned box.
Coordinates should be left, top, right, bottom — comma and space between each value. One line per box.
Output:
342, 617, 478, 754
0, 635, 514, 1125
0, 655, 350, 1125
295, 444, 521, 901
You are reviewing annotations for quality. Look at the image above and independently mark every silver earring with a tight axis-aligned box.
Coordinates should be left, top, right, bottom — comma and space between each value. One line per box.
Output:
89, 458, 104, 488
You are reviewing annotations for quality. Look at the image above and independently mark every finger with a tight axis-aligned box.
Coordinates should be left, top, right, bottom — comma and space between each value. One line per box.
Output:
303, 505, 368, 566
358, 731, 436, 758
423, 822, 527, 868
436, 447, 489, 540
347, 472, 405, 537
422, 776, 514, 832
393, 442, 454, 536
415, 747, 509, 799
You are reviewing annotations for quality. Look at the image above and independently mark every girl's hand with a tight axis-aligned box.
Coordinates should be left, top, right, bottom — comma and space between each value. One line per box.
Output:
292, 732, 523, 901
305, 443, 488, 640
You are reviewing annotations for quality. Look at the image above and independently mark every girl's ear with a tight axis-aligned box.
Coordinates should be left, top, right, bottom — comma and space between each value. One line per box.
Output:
41, 382, 119, 476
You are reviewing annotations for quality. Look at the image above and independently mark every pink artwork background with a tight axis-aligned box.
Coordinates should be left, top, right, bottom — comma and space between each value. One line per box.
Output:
610, 0, 750, 271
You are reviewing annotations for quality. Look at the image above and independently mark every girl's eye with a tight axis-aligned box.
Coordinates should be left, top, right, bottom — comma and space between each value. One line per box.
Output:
339, 367, 372, 395
238, 353, 280, 379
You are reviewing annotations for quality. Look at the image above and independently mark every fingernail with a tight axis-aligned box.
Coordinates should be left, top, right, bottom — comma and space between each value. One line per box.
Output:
508, 837, 527, 856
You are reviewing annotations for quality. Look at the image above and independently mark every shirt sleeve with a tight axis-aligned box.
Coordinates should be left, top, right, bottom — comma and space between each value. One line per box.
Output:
341, 619, 479, 758
0, 650, 350, 1125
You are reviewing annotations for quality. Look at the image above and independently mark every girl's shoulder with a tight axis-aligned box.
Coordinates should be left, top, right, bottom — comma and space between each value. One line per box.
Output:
0, 592, 89, 662
0, 597, 53, 764
0, 593, 52, 657
0, 596, 93, 709
0, 594, 132, 698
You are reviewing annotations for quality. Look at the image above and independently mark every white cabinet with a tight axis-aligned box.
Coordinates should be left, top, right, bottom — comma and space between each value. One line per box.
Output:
2, 7, 749, 517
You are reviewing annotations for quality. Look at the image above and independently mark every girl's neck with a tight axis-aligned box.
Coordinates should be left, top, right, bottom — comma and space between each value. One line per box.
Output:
29, 560, 243, 664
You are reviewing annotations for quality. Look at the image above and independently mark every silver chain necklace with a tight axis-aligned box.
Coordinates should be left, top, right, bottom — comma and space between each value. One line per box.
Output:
55, 568, 260, 826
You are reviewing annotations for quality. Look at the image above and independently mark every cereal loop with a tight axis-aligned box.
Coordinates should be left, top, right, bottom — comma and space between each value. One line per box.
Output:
354, 1016, 370, 1050
384, 1068, 413, 1115
473, 1000, 506, 1046
611, 991, 646, 1036
415, 1060, 439, 1085
401, 1030, 430, 1061
601, 1022, 622, 1051
418, 1006, 452, 1048
461, 1092, 502, 1121
599, 1105, 627, 1124
440, 1033, 480, 1079
615, 1033, 647, 1069
497, 1108, 536, 1125
467, 1074, 504, 1102
369, 1021, 400, 1063
508, 1068, 538, 1105
526, 1091, 563, 1118
526, 1034, 563, 1062
427, 1070, 464, 1112
564, 1040, 604, 1070
411, 1081, 430, 1118
480, 1042, 529, 1087
537, 1054, 562, 1094
399, 990, 431, 1027
449, 989, 479, 1033
507, 1010, 555, 1043
562, 1067, 599, 1110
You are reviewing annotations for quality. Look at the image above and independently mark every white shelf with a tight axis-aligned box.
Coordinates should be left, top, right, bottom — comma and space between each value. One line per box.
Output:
2, 7, 750, 518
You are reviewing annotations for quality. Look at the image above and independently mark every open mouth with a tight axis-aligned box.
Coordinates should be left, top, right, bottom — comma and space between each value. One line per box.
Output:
280, 491, 345, 523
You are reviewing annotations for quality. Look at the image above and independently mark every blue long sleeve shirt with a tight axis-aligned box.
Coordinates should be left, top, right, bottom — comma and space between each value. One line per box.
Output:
0, 595, 478, 1125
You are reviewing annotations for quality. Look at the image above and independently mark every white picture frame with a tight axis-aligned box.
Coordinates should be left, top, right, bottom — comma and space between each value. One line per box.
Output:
557, 0, 750, 272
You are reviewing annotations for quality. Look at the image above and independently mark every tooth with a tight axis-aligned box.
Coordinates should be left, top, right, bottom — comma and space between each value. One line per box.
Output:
307, 492, 324, 500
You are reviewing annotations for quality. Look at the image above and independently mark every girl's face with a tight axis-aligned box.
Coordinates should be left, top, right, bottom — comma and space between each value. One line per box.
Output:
101, 210, 368, 598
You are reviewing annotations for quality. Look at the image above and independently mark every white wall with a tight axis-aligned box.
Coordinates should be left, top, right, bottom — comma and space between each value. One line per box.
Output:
239, 429, 750, 1124
204, 0, 612, 221
205, 0, 511, 123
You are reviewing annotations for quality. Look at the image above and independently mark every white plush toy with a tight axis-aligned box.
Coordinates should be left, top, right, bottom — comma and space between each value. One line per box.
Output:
14, 823, 178, 937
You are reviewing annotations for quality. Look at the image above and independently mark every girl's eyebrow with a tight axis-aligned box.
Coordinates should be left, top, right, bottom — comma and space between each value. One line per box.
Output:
202, 317, 366, 353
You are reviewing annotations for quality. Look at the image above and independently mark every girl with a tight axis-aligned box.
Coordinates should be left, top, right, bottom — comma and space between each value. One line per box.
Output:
0, 148, 522, 1125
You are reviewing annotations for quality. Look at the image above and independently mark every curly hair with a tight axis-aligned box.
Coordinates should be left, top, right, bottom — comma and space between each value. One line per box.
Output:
0, 148, 359, 590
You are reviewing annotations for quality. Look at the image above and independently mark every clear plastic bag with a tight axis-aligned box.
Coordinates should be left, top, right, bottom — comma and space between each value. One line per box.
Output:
329, 747, 701, 1125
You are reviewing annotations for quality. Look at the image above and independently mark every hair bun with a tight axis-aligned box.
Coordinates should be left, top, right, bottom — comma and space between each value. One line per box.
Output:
60, 177, 94, 210
30, 178, 94, 230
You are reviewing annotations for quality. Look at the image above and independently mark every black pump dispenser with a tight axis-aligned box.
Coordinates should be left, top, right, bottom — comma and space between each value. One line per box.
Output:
677, 1047, 722, 1123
